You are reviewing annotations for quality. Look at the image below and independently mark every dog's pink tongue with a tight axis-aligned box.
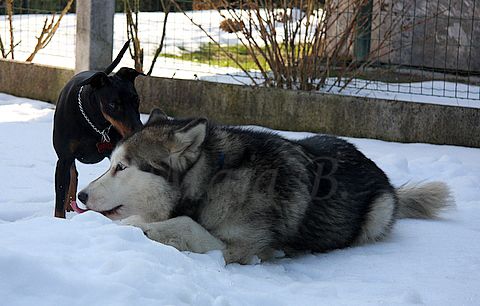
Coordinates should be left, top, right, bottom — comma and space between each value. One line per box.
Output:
70, 200, 89, 214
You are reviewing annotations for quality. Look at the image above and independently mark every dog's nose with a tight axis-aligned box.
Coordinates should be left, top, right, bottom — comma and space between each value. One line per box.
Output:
78, 191, 88, 204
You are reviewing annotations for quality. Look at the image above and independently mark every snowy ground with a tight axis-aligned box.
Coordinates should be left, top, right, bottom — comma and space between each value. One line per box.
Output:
1, 93, 480, 305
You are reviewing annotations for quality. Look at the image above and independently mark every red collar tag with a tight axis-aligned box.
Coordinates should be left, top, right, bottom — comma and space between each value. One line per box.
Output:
96, 142, 114, 154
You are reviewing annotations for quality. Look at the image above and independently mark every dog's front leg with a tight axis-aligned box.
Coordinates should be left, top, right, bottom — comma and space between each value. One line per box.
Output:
54, 158, 74, 218
65, 163, 78, 212
123, 216, 225, 254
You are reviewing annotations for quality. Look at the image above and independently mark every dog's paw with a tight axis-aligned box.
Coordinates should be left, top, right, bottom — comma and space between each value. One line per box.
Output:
120, 215, 147, 228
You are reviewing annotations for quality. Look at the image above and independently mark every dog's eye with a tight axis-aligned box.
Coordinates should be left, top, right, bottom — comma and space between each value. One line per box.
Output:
108, 102, 116, 110
115, 163, 127, 172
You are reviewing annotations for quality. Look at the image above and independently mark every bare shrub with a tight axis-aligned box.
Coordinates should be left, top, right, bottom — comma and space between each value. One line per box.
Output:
26, 0, 74, 62
172, 0, 404, 91
219, 18, 245, 33
124, 0, 143, 72
193, 0, 227, 10
4, 0, 18, 59
0, 35, 4, 58
0, 0, 73, 61
124, 0, 172, 75
274, 11, 292, 23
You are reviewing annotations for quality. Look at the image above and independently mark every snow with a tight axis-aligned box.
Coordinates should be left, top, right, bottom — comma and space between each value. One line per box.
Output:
2, 11, 479, 107
1, 93, 480, 305
323, 79, 480, 109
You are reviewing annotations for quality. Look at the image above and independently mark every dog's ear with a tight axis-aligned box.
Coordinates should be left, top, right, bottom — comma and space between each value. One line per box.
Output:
146, 108, 168, 125
79, 72, 110, 88
116, 67, 143, 83
172, 118, 207, 155
161, 118, 207, 171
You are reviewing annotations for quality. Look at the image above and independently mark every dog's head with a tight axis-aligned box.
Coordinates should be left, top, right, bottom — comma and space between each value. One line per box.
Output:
78, 109, 208, 221
79, 67, 143, 137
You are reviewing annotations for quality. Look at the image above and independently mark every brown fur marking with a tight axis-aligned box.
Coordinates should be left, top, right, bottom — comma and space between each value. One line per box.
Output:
64, 164, 78, 212
103, 112, 131, 137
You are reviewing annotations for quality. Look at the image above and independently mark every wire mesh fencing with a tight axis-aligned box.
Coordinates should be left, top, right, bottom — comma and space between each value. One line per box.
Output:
0, 0, 76, 65
357, 0, 480, 101
0, 0, 478, 102
114, 0, 480, 102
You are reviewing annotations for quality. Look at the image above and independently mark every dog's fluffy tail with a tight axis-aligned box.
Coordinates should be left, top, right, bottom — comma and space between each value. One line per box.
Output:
396, 182, 454, 219
104, 40, 130, 75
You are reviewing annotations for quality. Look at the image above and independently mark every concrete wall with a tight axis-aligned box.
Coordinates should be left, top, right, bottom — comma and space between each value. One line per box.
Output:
0, 59, 74, 103
136, 76, 480, 148
0, 59, 478, 147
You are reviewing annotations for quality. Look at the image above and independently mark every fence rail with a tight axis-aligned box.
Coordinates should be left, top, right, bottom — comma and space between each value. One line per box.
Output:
0, 0, 478, 102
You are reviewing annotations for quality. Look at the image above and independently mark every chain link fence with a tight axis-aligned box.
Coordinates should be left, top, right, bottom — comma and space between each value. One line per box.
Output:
0, 0, 76, 63
1, 0, 478, 102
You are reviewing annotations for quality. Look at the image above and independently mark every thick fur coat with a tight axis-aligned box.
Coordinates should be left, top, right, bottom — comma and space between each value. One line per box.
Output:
79, 110, 453, 264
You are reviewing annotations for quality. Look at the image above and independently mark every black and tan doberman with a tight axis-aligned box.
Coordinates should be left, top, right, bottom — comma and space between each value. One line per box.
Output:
53, 42, 143, 218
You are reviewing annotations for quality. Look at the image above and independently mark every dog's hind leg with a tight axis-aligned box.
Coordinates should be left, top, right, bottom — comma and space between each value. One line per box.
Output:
354, 192, 396, 245
54, 158, 74, 218
124, 216, 226, 254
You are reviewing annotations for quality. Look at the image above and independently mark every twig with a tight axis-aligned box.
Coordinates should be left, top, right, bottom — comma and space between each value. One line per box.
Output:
177, 0, 406, 91
147, 0, 172, 76
26, 0, 74, 62
0, 35, 6, 58
124, 0, 144, 72
171, 0, 258, 86
6, 0, 15, 59
5, 40, 21, 58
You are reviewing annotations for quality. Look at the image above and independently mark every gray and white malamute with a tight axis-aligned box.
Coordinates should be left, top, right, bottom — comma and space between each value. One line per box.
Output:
79, 109, 453, 264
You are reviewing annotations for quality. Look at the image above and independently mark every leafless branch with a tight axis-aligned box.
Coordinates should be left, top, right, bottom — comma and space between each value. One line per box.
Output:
147, 0, 172, 76
6, 0, 15, 59
26, 0, 74, 62
0, 35, 6, 58
124, 0, 144, 72
171, 0, 259, 86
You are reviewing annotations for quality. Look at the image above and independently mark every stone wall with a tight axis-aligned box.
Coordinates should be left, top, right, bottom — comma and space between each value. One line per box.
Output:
135, 76, 480, 148
0, 59, 478, 147
0, 59, 74, 103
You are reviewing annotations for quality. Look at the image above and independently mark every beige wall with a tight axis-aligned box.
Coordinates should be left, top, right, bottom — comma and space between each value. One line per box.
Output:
135, 75, 480, 147
0, 59, 478, 147
0, 59, 74, 103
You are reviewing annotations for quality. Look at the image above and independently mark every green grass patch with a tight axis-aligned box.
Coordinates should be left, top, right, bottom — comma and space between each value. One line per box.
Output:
162, 43, 268, 70
161, 42, 473, 86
